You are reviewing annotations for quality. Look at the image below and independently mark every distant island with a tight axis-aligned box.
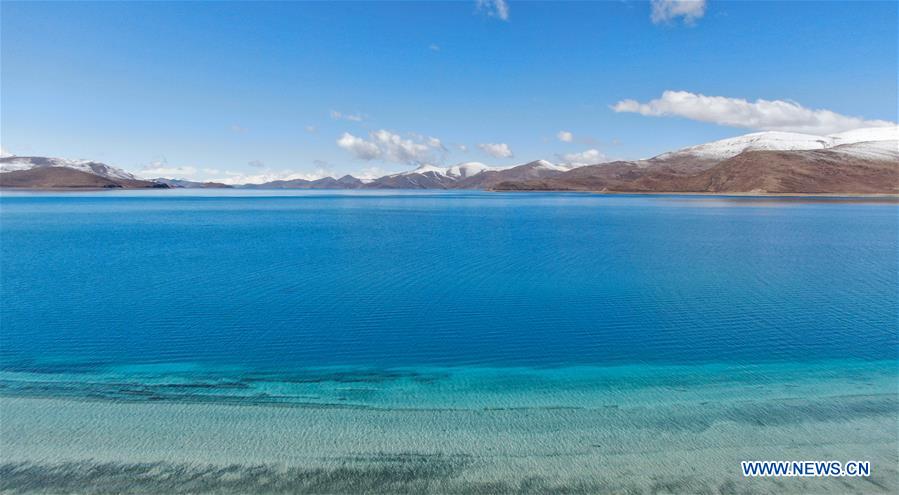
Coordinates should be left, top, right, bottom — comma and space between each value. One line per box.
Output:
2, 127, 896, 195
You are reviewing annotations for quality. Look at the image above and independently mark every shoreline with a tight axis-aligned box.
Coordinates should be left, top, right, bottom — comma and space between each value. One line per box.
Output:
491, 189, 899, 201
3, 359, 897, 493
2, 186, 898, 200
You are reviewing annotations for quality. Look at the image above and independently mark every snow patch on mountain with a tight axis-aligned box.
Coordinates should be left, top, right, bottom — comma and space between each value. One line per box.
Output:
397, 164, 451, 176
827, 140, 899, 161
655, 132, 830, 161
397, 162, 494, 178
655, 126, 899, 162
530, 159, 575, 171
828, 126, 899, 147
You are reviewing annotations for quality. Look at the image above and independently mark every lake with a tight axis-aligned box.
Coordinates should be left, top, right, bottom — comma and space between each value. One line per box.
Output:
1, 190, 897, 493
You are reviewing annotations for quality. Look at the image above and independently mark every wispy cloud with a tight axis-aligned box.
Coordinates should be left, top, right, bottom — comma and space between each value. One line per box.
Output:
230, 124, 248, 134
429, 43, 440, 51
304, 125, 317, 133
426, 136, 446, 150
478, 142, 513, 158
138, 162, 199, 179
337, 129, 446, 165
650, 0, 706, 25
476, 0, 509, 21
330, 110, 366, 122
557, 130, 574, 143
354, 166, 387, 180
136, 158, 226, 180
248, 160, 265, 168
612, 90, 895, 134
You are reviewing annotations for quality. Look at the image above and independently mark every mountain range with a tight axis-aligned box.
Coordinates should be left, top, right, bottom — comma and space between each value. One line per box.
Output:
0, 157, 165, 189
1, 127, 896, 194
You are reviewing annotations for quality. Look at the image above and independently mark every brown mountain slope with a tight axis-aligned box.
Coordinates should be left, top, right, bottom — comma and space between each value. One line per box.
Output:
684, 149, 898, 194
495, 149, 898, 194
451, 161, 565, 189
364, 171, 456, 189
0, 167, 166, 189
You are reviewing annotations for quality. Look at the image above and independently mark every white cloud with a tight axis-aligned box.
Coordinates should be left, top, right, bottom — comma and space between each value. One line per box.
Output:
337, 132, 382, 160
372, 130, 439, 164
305, 125, 317, 133
457, 144, 469, 152
558, 149, 608, 167
230, 124, 248, 133
478, 142, 513, 158
0, 147, 12, 158
476, 0, 509, 21
650, 0, 706, 25
612, 90, 896, 134
557, 131, 574, 143
330, 110, 365, 122
429, 43, 440, 51
337, 130, 446, 165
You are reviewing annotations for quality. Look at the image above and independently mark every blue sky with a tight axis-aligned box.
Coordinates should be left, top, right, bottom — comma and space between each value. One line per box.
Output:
1, 1, 896, 182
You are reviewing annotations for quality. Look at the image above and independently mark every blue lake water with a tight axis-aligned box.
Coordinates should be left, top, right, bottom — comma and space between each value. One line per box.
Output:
1, 190, 897, 493
2, 191, 897, 369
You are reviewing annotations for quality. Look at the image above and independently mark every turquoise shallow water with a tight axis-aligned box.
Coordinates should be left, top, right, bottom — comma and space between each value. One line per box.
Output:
2, 359, 897, 493
0, 191, 897, 493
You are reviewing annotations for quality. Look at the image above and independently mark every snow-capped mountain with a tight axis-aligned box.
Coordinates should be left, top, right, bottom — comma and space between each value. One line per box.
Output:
0, 155, 164, 189
0, 156, 138, 181
396, 162, 494, 178
653, 131, 831, 162
450, 160, 573, 189
396, 159, 566, 180
653, 126, 898, 163
528, 159, 577, 172
364, 159, 570, 189
396, 164, 443, 176
445, 162, 491, 178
